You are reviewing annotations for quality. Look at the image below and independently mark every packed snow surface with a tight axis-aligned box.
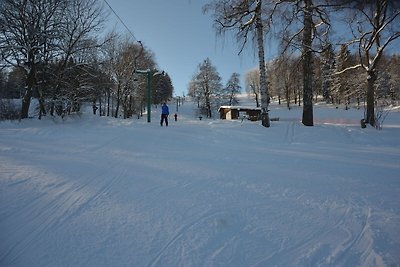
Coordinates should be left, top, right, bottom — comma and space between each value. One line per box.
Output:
1, 98, 399, 267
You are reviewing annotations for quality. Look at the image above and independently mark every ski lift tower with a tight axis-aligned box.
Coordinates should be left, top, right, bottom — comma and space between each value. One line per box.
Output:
134, 69, 164, 123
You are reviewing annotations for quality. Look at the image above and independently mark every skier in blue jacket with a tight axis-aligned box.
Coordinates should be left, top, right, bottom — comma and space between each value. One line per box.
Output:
160, 103, 169, 126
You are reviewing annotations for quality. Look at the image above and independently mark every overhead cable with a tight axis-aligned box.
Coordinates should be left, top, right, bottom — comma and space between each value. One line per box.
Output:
103, 0, 139, 42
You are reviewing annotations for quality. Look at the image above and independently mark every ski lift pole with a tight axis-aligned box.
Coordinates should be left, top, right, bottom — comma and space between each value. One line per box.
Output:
134, 69, 152, 122
134, 69, 164, 123
146, 71, 151, 123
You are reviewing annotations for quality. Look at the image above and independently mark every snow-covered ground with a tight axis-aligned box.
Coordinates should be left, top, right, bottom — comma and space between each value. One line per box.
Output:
1, 97, 399, 267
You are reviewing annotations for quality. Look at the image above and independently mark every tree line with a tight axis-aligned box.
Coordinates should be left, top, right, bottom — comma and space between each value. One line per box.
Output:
0, 0, 173, 120
203, 0, 400, 128
247, 49, 399, 110
1, 0, 399, 127
188, 50, 399, 126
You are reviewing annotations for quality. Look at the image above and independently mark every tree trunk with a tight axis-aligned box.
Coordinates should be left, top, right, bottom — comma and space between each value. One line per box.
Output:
107, 91, 110, 117
115, 83, 121, 118
286, 85, 290, 110
302, 0, 314, 126
255, 92, 260, 107
21, 56, 36, 119
366, 70, 376, 126
255, 1, 270, 127
205, 87, 211, 118
36, 87, 46, 119
21, 87, 33, 119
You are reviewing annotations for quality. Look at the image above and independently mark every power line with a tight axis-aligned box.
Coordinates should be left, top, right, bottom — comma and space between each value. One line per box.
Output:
103, 0, 139, 42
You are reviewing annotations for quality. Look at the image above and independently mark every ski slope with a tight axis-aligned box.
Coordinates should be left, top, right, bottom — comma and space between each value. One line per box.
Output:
1, 97, 399, 266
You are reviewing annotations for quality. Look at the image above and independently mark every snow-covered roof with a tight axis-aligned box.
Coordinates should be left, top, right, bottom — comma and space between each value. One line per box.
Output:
218, 106, 262, 111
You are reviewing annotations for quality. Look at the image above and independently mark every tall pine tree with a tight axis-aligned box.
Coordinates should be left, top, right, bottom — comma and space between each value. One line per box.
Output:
321, 43, 336, 103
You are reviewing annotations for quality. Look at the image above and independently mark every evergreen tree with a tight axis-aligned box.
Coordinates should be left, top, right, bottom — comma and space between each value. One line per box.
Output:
332, 44, 353, 108
321, 43, 336, 103
387, 55, 400, 101
3, 68, 25, 99
152, 73, 173, 104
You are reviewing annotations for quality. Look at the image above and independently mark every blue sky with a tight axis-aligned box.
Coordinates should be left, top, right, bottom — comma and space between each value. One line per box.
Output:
104, 0, 277, 97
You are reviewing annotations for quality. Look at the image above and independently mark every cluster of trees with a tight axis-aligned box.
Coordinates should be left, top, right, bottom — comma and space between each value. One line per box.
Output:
0, 0, 172, 120
188, 58, 241, 118
246, 50, 400, 111
204, 0, 400, 127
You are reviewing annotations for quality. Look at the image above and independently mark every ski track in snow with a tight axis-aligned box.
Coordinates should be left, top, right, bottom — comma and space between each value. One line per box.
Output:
1, 100, 400, 267
0, 155, 128, 266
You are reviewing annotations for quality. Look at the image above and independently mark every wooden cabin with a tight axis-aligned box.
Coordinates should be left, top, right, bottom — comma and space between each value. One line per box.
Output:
218, 106, 262, 121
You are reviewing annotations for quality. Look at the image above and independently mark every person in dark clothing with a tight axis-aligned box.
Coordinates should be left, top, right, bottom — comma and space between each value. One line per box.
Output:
160, 103, 169, 126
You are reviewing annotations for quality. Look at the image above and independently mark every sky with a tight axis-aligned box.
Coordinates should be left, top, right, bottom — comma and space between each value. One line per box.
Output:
103, 0, 277, 97
102, 1, 399, 98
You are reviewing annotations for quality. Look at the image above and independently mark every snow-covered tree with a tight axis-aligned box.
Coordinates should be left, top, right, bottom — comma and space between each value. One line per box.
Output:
224, 72, 241, 106
338, 0, 400, 126
49, 0, 106, 116
0, 0, 106, 119
0, 0, 65, 118
188, 58, 222, 118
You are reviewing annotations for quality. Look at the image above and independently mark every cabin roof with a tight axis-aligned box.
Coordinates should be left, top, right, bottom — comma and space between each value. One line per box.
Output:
218, 106, 262, 111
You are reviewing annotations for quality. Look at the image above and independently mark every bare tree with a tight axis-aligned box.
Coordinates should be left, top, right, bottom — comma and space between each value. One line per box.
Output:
49, 0, 106, 116
188, 58, 222, 118
204, 0, 271, 127
269, 53, 300, 109
225, 72, 242, 106
0, 0, 107, 119
0, 0, 65, 118
271, 0, 338, 126
338, 0, 400, 127
102, 35, 156, 118
245, 68, 261, 107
